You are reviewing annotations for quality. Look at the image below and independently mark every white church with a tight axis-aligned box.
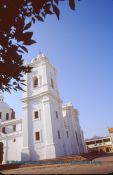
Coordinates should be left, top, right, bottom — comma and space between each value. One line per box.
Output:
0, 54, 87, 164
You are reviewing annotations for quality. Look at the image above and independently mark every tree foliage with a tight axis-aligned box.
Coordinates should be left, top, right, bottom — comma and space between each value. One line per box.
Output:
0, 0, 76, 93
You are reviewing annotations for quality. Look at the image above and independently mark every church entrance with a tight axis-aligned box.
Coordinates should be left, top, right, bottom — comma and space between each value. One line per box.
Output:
0, 142, 3, 164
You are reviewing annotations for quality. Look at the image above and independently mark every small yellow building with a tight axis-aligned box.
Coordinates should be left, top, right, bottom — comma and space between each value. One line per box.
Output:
85, 128, 113, 153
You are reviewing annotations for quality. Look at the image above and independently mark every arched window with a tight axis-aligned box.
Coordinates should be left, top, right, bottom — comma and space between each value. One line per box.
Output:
34, 111, 39, 119
75, 131, 79, 146
66, 131, 69, 138
0, 112, 2, 119
13, 125, 16, 132
13, 138, 16, 142
57, 130, 61, 139
6, 113, 9, 120
33, 77, 38, 88
56, 111, 58, 118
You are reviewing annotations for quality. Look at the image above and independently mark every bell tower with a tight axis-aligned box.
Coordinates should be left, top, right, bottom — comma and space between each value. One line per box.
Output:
21, 54, 65, 161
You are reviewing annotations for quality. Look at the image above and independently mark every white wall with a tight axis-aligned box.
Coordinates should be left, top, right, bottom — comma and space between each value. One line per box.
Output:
62, 104, 87, 155
1, 55, 87, 163
21, 54, 87, 161
0, 107, 12, 122
7, 134, 23, 162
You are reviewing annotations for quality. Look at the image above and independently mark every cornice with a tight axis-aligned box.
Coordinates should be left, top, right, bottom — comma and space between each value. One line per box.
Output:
29, 57, 49, 67
28, 56, 57, 74
6, 131, 23, 138
0, 118, 22, 126
21, 90, 62, 104
0, 131, 22, 140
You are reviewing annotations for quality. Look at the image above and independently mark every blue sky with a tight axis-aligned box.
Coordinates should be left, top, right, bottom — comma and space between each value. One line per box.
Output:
3, 0, 113, 139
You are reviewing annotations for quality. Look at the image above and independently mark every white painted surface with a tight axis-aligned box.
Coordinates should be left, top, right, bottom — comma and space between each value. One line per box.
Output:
0, 54, 87, 163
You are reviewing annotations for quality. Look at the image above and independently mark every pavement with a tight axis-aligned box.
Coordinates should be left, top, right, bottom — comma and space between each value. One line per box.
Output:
1, 153, 113, 174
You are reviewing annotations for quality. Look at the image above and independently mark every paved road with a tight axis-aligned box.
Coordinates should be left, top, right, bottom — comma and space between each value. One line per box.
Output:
1, 154, 113, 174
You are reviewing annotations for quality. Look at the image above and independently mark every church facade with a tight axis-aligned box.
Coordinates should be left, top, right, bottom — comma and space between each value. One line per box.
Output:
0, 54, 87, 164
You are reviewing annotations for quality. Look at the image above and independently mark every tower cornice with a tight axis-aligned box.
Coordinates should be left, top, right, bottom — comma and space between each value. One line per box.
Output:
21, 90, 62, 104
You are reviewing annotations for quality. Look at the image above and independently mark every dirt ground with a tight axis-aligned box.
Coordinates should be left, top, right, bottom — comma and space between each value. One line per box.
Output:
1, 153, 113, 174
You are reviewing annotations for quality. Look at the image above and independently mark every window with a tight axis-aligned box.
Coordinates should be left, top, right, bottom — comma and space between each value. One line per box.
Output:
75, 131, 79, 146
35, 132, 40, 141
51, 78, 54, 88
2, 127, 6, 134
86, 141, 95, 145
0, 112, 2, 119
6, 113, 9, 120
96, 140, 102, 144
66, 131, 69, 138
13, 125, 16, 132
33, 77, 38, 88
13, 138, 16, 142
56, 111, 58, 118
58, 130, 61, 139
11, 109, 15, 119
103, 138, 110, 142
34, 111, 39, 119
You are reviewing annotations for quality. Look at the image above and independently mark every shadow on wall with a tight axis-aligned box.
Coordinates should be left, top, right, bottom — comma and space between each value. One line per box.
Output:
21, 150, 40, 162
0, 152, 38, 172
21, 152, 31, 162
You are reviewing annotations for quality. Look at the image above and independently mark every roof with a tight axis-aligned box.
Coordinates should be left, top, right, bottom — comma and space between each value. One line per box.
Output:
0, 118, 22, 126
85, 136, 110, 142
0, 94, 10, 109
